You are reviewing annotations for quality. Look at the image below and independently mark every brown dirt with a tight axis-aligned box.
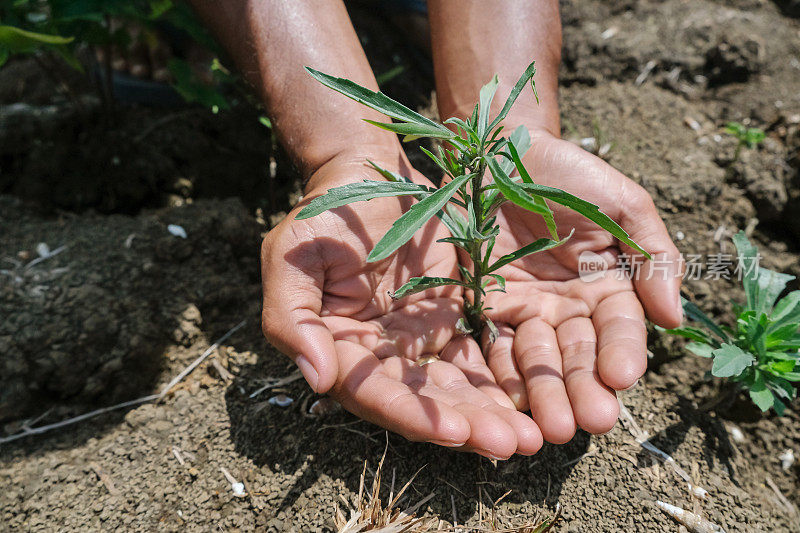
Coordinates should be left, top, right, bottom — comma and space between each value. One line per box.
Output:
1, 0, 800, 531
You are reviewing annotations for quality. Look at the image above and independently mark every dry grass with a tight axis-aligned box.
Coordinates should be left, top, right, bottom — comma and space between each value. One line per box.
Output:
333, 449, 561, 533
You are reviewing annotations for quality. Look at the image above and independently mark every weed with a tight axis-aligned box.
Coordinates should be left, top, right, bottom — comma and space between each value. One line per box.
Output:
725, 121, 765, 163
0, 0, 231, 111
296, 63, 649, 339
663, 232, 799, 414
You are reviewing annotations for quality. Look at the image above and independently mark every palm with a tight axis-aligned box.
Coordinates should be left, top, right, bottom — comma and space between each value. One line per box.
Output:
477, 135, 680, 444
261, 159, 542, 457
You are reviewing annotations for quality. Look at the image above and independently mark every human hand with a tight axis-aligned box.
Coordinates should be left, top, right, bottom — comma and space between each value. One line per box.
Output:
477, 131, 683, 444
261, 149, 543, 458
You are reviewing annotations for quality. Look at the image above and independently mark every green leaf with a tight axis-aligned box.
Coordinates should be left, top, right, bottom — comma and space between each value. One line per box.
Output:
367, 173, 473, 262
770, 291, 800, 331
306, 67, 454, 139
507, 140, 558, 240
766, 323, 800, 348
659, 325, 718, 346
749, 378, 775, 412
477, 75, 499, 141
391, 276, 466, 299
295, 180, 432, 219
487, 61, 537, 133
686, 342, 715, 358
781, 371, 800, 381
711, 343, 755, 378
486, 273, 506, 292
518, 182, 651, 258
486, 157, 550, 216
0, 25, 73, 52
487, 230, 573, 273
768, 359, 797, 374
733, 231, 795, 315
745, 312, 769, 357
439, 204, 468, 240
363, 119, 457, 141
681, 297, 731, 342
485, 125, 533, 209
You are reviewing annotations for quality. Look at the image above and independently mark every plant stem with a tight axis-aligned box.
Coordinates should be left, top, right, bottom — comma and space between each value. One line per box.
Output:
466, 160, 487, 336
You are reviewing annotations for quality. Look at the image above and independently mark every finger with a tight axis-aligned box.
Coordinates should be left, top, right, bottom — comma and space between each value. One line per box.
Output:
421, 362, 519, 459
261, 229, 337, 393
440, 335, 516, 410
334, 341, 470, 446
592, 290, 647, 390
617, 180, 684, 329
514, 318, 576, 444
557, 317, 619, 435
483, 324, 528, 410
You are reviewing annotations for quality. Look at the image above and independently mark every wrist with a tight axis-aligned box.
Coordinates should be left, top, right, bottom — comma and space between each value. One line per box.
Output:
303, 142, 428, 194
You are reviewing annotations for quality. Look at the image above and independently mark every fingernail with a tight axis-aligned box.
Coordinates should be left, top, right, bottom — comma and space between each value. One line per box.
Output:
295, 355, 319, 392
431, 439, 467, 448
476, 450, 505, 461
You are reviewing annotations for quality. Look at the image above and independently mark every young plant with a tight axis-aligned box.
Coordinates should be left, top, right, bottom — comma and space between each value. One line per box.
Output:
296, 62, 649, 339
724, 121, 765, 163
663, 232, 799, 414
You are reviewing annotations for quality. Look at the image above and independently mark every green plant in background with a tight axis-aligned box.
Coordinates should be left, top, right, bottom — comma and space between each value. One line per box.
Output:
296, 62, 650, 339
725, 121, 766, 162
0, 0, 232, 111
663, 232, 799, 414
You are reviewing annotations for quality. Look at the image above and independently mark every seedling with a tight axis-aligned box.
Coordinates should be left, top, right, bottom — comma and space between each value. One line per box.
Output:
297, 62, 649, 339
725, 121, 765, 163
663, 232, 799, 414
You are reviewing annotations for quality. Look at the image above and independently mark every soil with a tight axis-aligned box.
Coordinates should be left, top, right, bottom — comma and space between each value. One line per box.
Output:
2, 0, 800, 531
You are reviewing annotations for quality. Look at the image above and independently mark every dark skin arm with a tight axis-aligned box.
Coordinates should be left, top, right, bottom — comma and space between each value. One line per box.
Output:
187, 0, 544, 458
428, 0, 683, 443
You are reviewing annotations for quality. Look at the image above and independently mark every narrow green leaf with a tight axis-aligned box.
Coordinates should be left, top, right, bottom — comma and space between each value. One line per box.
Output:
487, 61, 537, 133
419, 146, 450, 175
486, 157, 550, 216
444, 117, 480, 145
487, 230, 573, 273
711, 343, 755, 378
681, 297, 731, 342
306, 67, 453, 138
0, 25, 74, 51
487, 274, 506, 292
477, 75, 499, 141
659, 325, 718, 346
367, 173, 473, 262
508, 140, 558, 240
517, 182, 650, 258
686, 342, 714, 358
781, 371, 800, 381
296, 180, 431, 219
391, 276, 466, 299
363, 119, 457, 141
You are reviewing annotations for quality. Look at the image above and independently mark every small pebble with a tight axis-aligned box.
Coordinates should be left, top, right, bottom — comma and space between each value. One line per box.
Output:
778, 449, 795, 470
167, 224, 188, 239
268, 394, 293, 407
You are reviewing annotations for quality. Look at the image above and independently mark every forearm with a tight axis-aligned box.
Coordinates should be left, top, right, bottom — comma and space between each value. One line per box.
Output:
428, 0, 562, 137
187, 0, 401, 184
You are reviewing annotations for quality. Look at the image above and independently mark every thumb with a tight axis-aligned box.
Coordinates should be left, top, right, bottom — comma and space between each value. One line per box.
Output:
618, 182, 684, 329
260, 230, 338, 393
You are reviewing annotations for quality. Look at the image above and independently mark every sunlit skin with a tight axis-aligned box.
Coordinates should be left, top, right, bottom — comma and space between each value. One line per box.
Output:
190, 0, 683, 457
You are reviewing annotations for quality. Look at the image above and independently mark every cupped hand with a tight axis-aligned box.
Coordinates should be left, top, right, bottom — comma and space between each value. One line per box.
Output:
478, 131, 683, 444
261, 150, 543, 458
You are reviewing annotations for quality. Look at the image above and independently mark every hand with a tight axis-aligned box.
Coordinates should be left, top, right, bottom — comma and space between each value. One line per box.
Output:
261, 149, 543, 458
478, 131, 683, 444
